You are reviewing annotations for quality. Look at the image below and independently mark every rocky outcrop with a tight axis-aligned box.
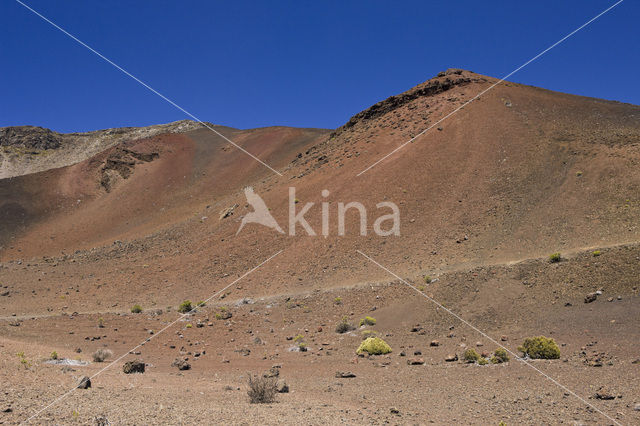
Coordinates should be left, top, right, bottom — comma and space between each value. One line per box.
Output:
0, 126, 62, 150
331, 69, 482, 137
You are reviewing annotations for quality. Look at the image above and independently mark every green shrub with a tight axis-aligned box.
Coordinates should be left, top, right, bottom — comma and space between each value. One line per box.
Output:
478, 357, 488, 365
50, 351, 58, 360
334, 296, 342, 305
356, 337, 392, 355
361, 330, 378, 339
518, 336, 560, 359
359, 316, 376, 327
293, 334, 304, 343
197, 300, 206, 307
131, 304, 143, 314
417, 285, 425, 291
424, 275, 432, 284
98, 317, 105, 328
592, 250, 601, 257
463, 348, 481, 363
491, 347, 510, 363
186, 323, 193, 328
178, 300, 193, 314
335, 318, 355, 334
548, 253, 561, 263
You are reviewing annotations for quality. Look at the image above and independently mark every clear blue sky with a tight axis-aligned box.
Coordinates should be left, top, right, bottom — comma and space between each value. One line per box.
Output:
1, 0, 637, 133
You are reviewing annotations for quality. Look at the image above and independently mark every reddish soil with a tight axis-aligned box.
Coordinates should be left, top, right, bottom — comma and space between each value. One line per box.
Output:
1, 70, 639, 424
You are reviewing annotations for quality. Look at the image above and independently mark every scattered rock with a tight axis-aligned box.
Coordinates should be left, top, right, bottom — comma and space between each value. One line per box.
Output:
390, 407, 400, 415
584, 292, 598, 303
594, 387, 616, 400
172, 358, 191, 371
219, 204, 238, 220
407, 357, 425, 365
445, 354, 458, 362
430, 340, 440, 347
263, 367, 280, 378
335, 371, 356, 378
276, 379, 289, 393
77, 376, 91, 389
123, 360, 145, 374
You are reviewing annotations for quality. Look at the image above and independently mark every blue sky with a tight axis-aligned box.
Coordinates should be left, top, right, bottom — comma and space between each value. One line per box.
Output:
1, 1, 637, 133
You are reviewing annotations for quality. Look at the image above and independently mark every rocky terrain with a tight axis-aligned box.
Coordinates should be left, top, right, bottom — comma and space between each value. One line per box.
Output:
1, 69, 639, 424
0, 120, 209, 179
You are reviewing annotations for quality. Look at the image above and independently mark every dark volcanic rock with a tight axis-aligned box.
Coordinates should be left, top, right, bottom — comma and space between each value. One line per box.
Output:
123, 359, 145, 374
77, 376, 91, 389
0, 126, 62, 150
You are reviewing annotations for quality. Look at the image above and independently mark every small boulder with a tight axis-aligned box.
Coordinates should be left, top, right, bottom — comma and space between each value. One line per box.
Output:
123, 359, 145, 374
335, 371, 356, 378
594, 387, 616, 400
407, 357, 425, 365
584, 292, 598, 303
445, 354, 458, 362
430, 340, 440, 347
172, 358, 191, 371
77, 376, 91, 389
276, 379, 289, 393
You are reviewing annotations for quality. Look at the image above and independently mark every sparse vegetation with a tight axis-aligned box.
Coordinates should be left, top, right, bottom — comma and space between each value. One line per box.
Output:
417, 285, 425, 291
463, 348, 481, 363
335, 317, 355, 334
293, 334, 304, 343
356, 337, 392, 355
92, 348, 113, 363
548, 253, 562, 263
248, 374, 277, 404
518, 336, 560, 359
424, 275, 432, 284
361, 330, 378, 339
478, 357, 488, 365
97, 317, 105, 328
17, 351, 31, 369
359, 316, 376, 327
50, 351, 58, 360
131, 304, 143, 314
593, 250, 601, 257
197, 300, 206, 307
334, 296, 342, 305
491, 347, 510, 364
178, 300, 193, 314
186, 323, 193, 328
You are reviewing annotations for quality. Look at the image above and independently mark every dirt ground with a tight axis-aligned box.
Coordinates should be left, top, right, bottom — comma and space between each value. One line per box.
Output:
1, 70, 640, 425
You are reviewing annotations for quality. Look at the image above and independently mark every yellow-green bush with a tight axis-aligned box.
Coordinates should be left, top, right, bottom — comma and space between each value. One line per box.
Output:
178, 300, 193, 314
356, 337, 392, 355
463, 348, 481, 363
361, 330, 378, 340
518, 336, 560, 359
491, 347, 509, 364
131, 304, 143, 313
548, 253, 561, 263
359, 316, 376, 327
